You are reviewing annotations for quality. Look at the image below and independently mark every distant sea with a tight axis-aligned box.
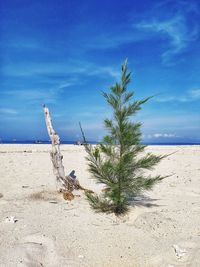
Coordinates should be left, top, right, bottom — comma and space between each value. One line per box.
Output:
0, 140, 200, 145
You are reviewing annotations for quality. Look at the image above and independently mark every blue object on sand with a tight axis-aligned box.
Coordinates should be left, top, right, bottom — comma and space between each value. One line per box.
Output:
69, 170, 76, 179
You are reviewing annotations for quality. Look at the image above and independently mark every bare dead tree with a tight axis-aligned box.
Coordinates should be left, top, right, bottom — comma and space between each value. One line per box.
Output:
43, 105, 93, 200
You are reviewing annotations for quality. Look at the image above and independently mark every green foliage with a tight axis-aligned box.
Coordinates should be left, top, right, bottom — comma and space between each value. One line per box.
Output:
80, 59, 166, 215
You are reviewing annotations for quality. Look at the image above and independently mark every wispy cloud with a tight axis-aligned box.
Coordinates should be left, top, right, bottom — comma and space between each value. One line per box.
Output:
85, 28, 148, 50
0, 108, 18, 115
142, 132, 178, 140
0, 60, 121, 107
1, 60, 120, 80
2, 38, 46, 51
1, 87, 65, 105
58, 82, 75, 90
1, 62, 74, 77
135, 1, 199, 65
153, 133, 176, 138
155, 89, 200, 102
88, 66, 120, 79
189, 89, 200, 98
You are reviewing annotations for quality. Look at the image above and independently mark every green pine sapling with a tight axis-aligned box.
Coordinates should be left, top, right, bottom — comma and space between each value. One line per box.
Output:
80, 59, 165, 215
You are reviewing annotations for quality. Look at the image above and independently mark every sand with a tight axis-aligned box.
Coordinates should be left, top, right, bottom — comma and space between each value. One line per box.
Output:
0, 144, 200, 267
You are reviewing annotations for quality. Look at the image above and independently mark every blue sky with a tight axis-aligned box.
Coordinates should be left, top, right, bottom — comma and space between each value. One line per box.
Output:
0, 0, 200, 143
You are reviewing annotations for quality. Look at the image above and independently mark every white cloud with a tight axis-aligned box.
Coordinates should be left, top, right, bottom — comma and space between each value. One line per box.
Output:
189, 89, 200, 99
155, 96, 176, 102
2, 60, 120, 80
58, 82, 75, 90
0, 77, 77, 104
2, 89, 57, 104
0, 108, 18, 115
143, 133, 177, 139
153, 133, 176, 138
155, 89, 200, 103
89, 67, 120, 79
136, 10, 199, 64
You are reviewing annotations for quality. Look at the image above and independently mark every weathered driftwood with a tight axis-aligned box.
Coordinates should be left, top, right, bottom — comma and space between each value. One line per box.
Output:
43, 104, 71, 192
43, 105, 93, 199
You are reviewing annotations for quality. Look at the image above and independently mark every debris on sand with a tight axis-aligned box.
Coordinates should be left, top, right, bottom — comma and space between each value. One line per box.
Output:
5, 216, 18, 223
172, 244, 187, 259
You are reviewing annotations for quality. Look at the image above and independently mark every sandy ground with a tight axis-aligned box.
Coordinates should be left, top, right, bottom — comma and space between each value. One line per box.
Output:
0, 144, 200, 267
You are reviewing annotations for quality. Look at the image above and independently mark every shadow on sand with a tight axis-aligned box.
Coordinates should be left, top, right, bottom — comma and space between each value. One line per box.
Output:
129, 195, 161, 208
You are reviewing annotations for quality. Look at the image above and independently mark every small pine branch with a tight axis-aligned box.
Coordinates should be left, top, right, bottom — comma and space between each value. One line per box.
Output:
85, 191, 129, 215
85, 192, 113, 213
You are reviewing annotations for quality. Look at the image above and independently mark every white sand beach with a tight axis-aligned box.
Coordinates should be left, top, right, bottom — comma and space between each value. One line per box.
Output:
0, 144, 200, 267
